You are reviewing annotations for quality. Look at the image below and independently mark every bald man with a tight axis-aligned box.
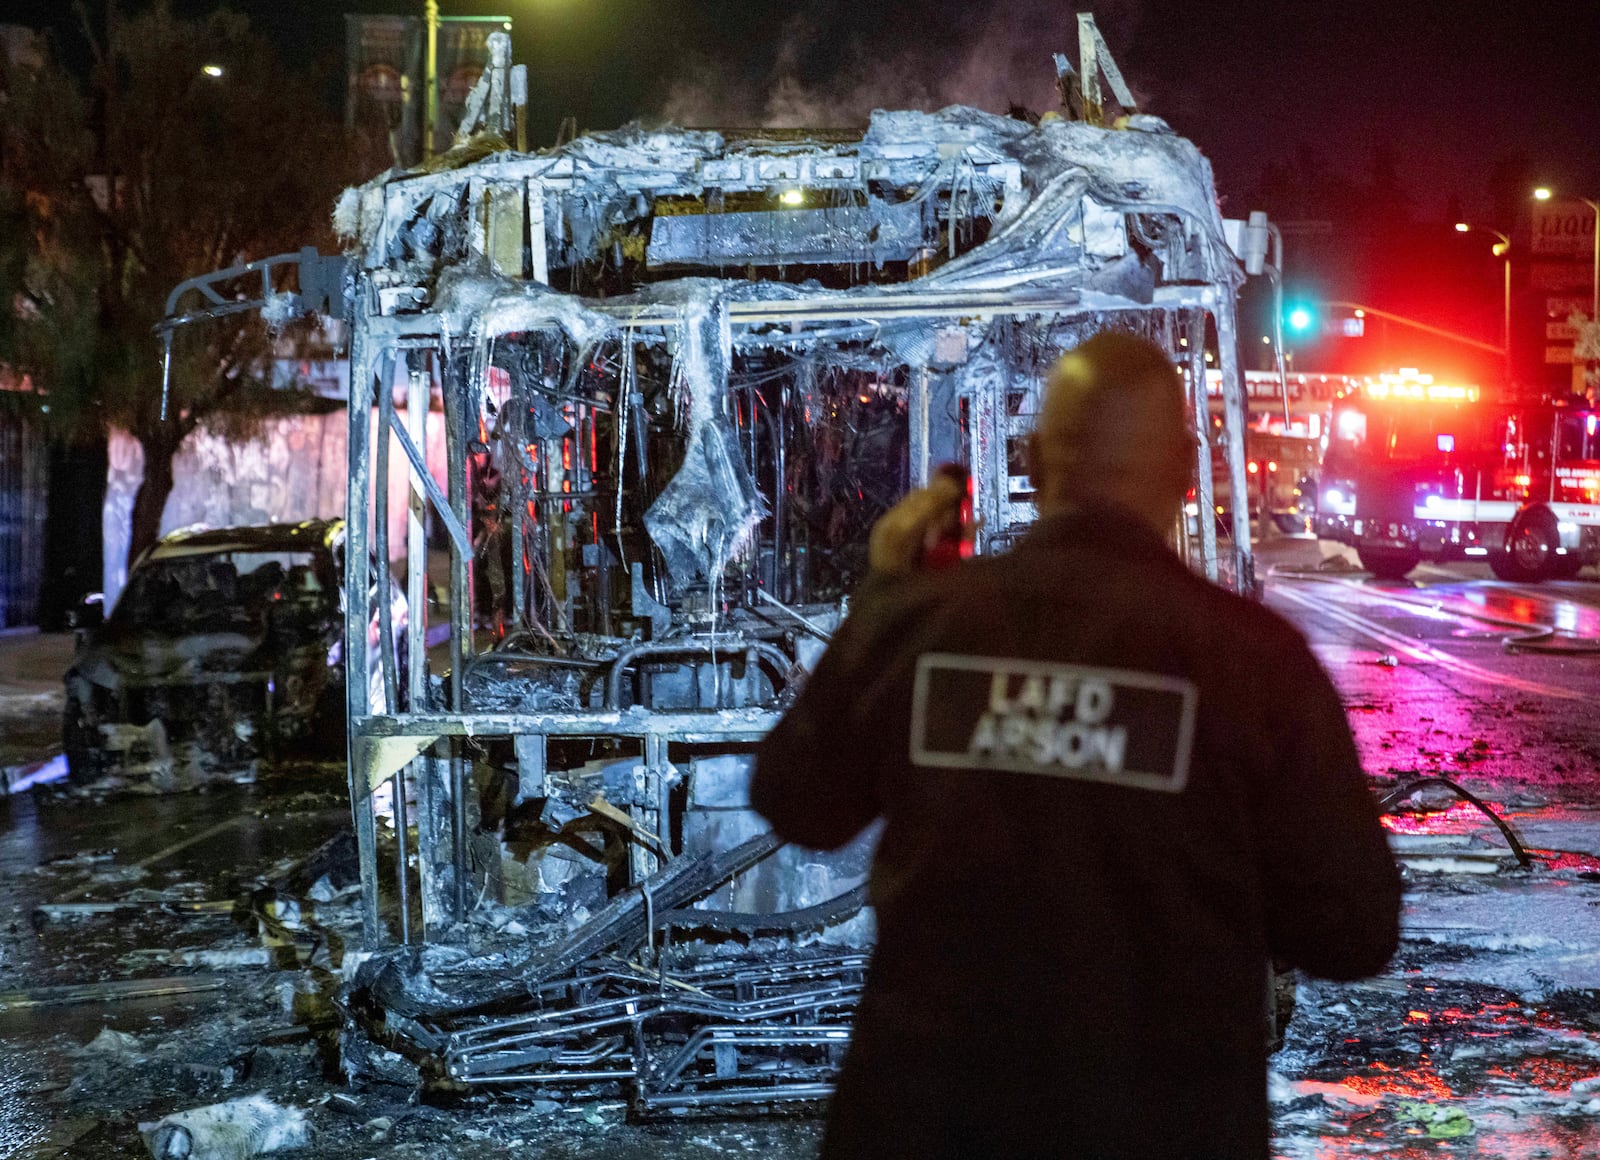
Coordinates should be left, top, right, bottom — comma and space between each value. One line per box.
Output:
751, 332, 1400, 1160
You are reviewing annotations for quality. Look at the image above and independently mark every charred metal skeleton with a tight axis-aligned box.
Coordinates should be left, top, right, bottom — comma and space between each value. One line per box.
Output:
162, 83, 1258, 1109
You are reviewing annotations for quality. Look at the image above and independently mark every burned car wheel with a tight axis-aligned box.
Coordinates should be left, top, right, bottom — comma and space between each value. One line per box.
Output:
62, 694, 107, 784
312, 679, 349, 753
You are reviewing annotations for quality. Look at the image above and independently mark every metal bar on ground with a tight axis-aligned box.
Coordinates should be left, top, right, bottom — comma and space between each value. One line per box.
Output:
359, 709, 778, 740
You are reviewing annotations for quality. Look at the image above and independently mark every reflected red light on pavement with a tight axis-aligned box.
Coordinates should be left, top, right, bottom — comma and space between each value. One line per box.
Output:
1341, 1060, 1453, 1099
1434, 1001, 1520, 1024
1485, 1058, 1600, 1091
1379, 800, 1506, 834
1530, 849, 1600, 873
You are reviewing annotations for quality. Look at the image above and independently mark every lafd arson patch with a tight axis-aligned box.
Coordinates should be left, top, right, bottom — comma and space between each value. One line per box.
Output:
909, 654, 1198, 792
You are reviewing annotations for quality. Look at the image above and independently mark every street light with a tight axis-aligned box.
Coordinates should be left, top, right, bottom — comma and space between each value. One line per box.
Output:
1533, 187, 1600, 323
1455, 221, 1512, 376
201, 63, 224, 78
425, 1, 441, 157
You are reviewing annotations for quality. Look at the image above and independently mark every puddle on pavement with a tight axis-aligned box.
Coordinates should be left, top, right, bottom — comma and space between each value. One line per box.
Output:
1275, 978, 1600, 1159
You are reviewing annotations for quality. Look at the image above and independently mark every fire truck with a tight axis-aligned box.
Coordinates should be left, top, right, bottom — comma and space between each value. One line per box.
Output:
1192, 371, 1349, 539
1316, 372, 1600, 581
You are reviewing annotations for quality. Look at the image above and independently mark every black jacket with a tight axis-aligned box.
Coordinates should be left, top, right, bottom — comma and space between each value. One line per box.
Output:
751, 505, 1401, 1160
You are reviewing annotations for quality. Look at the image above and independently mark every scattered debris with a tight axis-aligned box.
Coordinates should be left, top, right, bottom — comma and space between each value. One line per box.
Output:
82, 1027, 145, 1057
140, 1094, 310, 1160
2, 752, 69, 794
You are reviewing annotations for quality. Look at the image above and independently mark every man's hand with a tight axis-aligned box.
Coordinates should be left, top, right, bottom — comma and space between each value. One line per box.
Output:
868, 473, 972, 576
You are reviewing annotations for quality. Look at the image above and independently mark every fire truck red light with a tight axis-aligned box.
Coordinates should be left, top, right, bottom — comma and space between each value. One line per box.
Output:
1247, 462, 1259, 474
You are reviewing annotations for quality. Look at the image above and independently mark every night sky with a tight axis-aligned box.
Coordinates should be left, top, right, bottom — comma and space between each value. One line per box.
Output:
11, 0, 1600, 220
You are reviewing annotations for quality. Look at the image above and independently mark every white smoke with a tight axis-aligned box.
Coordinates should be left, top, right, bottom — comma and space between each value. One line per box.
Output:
661, 2, 1146, 129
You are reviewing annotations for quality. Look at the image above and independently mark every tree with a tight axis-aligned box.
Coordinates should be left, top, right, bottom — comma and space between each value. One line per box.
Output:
0, 3, 380, 566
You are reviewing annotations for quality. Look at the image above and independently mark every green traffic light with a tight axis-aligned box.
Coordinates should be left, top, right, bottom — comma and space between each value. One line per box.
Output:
1286, 306, 1313, 333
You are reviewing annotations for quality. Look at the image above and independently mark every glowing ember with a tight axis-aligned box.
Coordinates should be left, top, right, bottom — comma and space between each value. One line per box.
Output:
1342, 1060, 1454, 1100
1485, 1057, 1600, 1091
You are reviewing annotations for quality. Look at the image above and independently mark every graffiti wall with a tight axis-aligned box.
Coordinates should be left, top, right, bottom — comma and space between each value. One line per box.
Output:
0, 398, 49, 628
104, 406, 447, 607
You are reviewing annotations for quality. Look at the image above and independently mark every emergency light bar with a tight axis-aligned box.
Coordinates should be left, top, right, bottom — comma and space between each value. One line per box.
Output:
1363, 381, 1479, 402
1359, 369, 1480, 402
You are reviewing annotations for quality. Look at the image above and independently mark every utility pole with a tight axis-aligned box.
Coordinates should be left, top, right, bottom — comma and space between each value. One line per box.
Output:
1590, 197, 1599, 325
424, 0, 439, 158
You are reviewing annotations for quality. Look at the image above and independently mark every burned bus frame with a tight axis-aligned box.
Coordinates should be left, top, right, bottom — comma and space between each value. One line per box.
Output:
161, 103, 1256, 1103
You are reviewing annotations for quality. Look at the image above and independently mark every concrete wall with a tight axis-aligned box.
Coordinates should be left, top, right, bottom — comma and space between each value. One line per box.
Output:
104, 405, 447, 608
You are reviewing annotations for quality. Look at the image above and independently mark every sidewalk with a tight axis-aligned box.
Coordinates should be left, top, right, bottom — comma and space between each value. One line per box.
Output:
0, 628, 76, 701
0, 629, 75, 770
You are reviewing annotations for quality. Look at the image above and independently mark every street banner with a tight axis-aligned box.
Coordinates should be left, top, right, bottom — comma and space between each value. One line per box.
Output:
436, 18, 510, 147
345, 15, 423, 166
345, 15, 508, 165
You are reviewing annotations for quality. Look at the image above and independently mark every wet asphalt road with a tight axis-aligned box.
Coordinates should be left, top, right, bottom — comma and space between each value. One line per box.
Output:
1264, 544, 1600, 1158
3, 540, 1600, 1157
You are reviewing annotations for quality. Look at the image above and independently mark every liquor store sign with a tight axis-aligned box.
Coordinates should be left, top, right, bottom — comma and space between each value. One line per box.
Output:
1533, 202, 1598, 259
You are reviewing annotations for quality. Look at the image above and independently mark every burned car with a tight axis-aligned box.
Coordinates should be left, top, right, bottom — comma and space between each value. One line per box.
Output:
63, 519, 389, 790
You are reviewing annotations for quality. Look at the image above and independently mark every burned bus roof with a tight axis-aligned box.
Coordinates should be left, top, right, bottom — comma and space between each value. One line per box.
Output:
335, 105, 1242, 323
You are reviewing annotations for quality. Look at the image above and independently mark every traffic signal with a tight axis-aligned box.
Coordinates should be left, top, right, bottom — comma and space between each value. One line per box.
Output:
1285, 304, 1315, 335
